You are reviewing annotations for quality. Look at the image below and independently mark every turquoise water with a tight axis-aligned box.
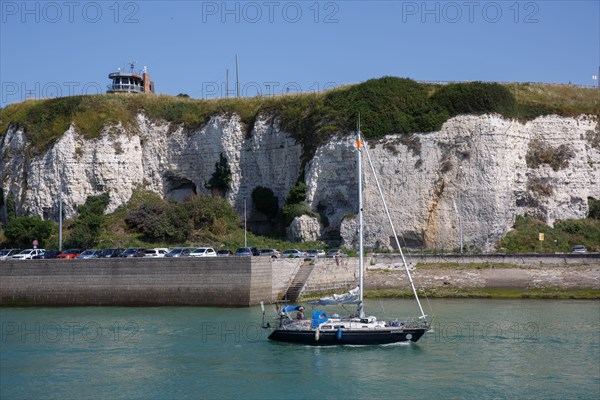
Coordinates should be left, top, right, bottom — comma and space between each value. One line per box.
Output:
1, 299, 599, 399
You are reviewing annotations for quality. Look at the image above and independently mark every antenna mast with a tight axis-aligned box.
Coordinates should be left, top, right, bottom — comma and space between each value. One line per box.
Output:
128, 61, 137, 73
235, 54, 240, 98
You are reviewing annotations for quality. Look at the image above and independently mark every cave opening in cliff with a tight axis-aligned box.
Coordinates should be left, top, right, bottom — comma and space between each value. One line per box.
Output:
390, 233, 424, 250
164, 174, 197, 202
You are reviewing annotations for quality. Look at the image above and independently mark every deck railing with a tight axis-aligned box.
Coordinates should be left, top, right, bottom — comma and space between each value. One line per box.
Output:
107, 84, 144, 93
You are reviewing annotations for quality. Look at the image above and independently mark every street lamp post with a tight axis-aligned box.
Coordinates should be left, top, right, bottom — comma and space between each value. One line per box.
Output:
58, 187, 63, 251
244, 196, 247, 248
459, 197, 463, 255
458, 166, 464, 255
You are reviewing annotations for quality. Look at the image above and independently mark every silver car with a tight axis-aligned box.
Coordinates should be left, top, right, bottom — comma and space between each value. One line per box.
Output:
189, 247, 217, 257
165, 247, 195, 257
306, 249, 326, 258
0, 249, 21, 260
259, 249, 281, 258
76, 249, 99, 259
283, 249, 305, 258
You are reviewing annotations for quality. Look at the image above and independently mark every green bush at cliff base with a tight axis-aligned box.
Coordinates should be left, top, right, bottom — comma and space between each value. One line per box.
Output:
3, 216, 55, 248
497, 215, 600, 253
123, 191, 239, 244
66, 193, 111, 249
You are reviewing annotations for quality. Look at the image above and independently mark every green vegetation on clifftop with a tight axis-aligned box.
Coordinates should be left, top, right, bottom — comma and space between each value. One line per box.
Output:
1, 78, 597, 157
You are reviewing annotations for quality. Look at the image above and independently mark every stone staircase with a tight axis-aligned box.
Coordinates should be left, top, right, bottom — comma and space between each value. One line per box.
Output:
284, 262, 316, 301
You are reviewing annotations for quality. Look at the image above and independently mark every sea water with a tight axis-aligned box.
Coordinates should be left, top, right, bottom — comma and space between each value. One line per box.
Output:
1, 299, 598, 399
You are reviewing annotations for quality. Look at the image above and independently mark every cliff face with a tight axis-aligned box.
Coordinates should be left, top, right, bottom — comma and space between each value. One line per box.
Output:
1, 113, 598, 251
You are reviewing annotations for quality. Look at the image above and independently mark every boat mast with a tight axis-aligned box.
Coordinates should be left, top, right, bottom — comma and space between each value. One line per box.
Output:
357, 118, 365, 319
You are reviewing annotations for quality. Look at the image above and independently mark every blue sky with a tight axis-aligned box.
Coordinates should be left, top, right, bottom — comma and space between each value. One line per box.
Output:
1, 0, 599, 107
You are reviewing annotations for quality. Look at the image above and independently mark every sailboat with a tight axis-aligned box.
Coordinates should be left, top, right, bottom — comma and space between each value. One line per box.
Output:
263, 124, 431, 345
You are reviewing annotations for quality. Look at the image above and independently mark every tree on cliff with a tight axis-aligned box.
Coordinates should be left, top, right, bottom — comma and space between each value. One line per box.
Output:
204, 153, 232, 198
66, 193, 110, 249
588, 197, 600, 220
282, 182, 319, 226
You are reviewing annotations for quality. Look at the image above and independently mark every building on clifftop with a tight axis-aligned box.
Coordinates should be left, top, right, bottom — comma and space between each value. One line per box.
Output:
107, 62, 155, 94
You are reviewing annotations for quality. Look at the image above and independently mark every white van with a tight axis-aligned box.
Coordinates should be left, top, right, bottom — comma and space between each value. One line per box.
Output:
12, 249, 46, 260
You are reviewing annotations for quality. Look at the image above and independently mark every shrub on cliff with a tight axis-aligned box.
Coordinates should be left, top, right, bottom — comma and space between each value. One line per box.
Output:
124, 192, 238, 242
281, 182, 320, 226
66, 193, 110, 248
126, 198, 191, 243
431, 82, 516, 117
587, 197, 600, 220
4, 216, 55, 248
183, 194, 238, 233
498, 215, 600, 253
525, 140, 575, 171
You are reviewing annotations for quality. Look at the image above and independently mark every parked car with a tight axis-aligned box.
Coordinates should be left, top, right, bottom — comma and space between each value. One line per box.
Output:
12, 249, 46, 260
165, 247, 195, 257
97, 248, 125, 258
235, 247, 259, 257
282, 249, 305, 258
572, 245, 588, 254
216, 249, 233, 257
306, 249, 326, 259
144, 248, 169, 258
0, 249, 21, 260
76, 249, 99, 259
190, 247, 217, 257
57, 249, 82, 259
259, 248, 281, 258
119, 248, 146, 258
32, 250, 62, 259
326, 249, 348, 258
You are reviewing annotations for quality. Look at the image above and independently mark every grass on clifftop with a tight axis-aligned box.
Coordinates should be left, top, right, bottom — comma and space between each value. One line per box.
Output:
1, 77, 598, 156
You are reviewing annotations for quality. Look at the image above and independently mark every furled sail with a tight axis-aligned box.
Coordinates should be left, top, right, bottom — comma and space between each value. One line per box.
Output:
308, 287, 360, 306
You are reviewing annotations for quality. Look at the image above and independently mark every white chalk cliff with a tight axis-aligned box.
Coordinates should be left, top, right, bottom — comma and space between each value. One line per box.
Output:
1, 113, 598, 251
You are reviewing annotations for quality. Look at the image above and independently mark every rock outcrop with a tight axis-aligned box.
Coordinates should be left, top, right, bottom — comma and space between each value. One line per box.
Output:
1, 113, 598, 251
286, 215, 322, 242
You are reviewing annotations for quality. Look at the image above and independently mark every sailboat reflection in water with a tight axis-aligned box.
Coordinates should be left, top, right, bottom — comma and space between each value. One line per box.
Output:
262, 123, 432, 345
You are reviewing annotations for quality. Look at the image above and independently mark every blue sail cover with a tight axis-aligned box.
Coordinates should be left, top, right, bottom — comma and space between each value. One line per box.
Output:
311, 310, 329, 328
282, 305, 302, 313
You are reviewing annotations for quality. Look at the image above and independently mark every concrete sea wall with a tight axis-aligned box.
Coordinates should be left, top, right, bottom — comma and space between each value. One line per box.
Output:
0, 257, 272, 307
1, 255, 598, 307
